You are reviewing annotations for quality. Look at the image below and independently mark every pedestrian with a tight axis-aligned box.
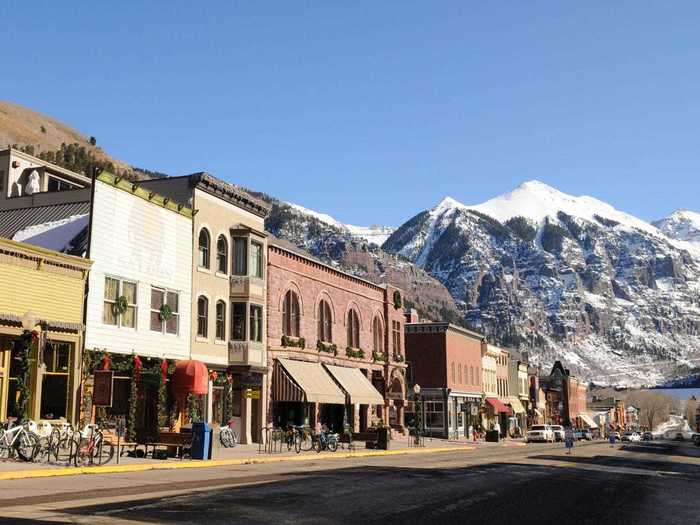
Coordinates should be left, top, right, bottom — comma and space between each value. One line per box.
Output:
468, 424, 474, 441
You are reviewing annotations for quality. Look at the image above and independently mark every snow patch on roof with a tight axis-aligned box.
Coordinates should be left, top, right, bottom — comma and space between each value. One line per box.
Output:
13, 213, 89, 253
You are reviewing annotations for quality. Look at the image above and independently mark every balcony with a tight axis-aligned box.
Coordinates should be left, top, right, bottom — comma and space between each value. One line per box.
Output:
229, 275, 265, 298
228, 340, 265, 366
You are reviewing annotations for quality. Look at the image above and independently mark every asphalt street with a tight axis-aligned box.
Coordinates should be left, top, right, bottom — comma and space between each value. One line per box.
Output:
1, 440, 699, 524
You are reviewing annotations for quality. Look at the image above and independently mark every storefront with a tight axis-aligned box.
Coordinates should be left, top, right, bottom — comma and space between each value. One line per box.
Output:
485, 397, 512, 435
0, 238, 91, 425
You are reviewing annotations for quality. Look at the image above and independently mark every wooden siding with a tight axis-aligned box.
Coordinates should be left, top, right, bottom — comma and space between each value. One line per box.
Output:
84, 180, 193, 360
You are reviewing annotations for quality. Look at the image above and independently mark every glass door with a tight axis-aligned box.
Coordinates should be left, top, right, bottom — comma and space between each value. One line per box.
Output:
40, 342, 71, 420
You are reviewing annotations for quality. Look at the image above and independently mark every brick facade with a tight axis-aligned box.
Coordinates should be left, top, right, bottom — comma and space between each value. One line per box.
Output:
266, 240, 407, 433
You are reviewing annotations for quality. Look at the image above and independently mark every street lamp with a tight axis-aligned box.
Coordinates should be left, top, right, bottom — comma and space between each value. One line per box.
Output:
412, 384, 422, 445
21, 311, 38, 332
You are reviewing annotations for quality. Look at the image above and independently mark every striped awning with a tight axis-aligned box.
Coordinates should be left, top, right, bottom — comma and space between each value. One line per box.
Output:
324, 364, 384, 405
274, 358, 346, 405
580, 413, 598, 429
508, 397, 526, 414
273, 360, 305, 403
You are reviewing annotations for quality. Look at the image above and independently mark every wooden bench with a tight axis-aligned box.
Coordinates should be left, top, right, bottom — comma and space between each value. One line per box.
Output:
101, 429, 139, 457
143, 431, 192, 459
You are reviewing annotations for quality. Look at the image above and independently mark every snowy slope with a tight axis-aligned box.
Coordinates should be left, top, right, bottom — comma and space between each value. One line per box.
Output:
654, 209, 700, 247
383, 181, 700, 387
289, 203, 395, 246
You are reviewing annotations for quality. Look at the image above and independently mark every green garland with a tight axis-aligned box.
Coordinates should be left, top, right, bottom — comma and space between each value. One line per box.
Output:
16, 331, 35, 420
346, 347, 364, 359
372, 351, 387, 363
159, 304, 173, 322
128, 376, 138, 441
317, 340, 338, 356
281, 335, 306, 349
393, 290, 402, 310
187, 393, 200, 424
114, 295, 128, 315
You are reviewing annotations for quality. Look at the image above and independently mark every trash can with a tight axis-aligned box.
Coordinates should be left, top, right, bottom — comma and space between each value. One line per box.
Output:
191, 422, 211, 460
485, 430, 500, 443
376, 427, 390, 450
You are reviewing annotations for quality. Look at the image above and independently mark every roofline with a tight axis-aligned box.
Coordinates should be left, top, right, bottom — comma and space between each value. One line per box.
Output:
2, 147, 92, 185
404, 321, 485, 341
192, 172, 270, 218
97, 172, 193, 218
0, 236, 92, 270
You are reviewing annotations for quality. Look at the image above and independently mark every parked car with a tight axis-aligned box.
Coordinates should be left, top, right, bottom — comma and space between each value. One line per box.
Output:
574, 429, 592, 441
621, 432, 641, 442
642, 432, 653, 441
526, 425, 555, 443
550, 425, 565, 442
692, 433, 700, 447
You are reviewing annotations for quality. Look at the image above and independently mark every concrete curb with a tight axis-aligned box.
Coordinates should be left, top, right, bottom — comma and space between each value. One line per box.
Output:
0, 445, 475, 481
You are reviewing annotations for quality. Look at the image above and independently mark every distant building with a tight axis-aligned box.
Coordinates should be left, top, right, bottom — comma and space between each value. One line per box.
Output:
539, 361, 588, 426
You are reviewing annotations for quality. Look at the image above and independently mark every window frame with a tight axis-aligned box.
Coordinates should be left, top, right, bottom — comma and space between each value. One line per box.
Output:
197, 295, 209, 338
250, 240, 263, 278
232, 237, 248, 276
372, 316, 383, 353
198, 228, 211, 269
282, 290, 300, 338
216, 235, 228, 274
149, 286, 180, 335
317, 300, 332, 343
215, 300, 227, 341
250, 304, 263, 343
103, 276, 138, 329
347, 309, 360, 349
231, 302, 247, 341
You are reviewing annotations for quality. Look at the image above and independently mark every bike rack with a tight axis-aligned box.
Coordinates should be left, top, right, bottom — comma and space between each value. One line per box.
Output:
408, 427, 426, 447
257, 427, 284, 454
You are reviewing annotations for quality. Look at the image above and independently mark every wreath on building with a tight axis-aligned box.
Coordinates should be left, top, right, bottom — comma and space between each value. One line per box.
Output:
159, 304, 173, 322
393, 291, 402, 310
114, 296, 128, 315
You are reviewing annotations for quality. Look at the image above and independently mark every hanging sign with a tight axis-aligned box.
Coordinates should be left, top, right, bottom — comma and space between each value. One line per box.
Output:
93, 370, 114, 407
245, 388, 261, 400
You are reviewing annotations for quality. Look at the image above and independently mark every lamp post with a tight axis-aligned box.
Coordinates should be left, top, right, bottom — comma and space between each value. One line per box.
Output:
413, 384, 422, 445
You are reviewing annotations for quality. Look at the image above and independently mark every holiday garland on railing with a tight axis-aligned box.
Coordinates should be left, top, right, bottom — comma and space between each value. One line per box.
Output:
187, 393, 200, 424
16, 330, 37, 421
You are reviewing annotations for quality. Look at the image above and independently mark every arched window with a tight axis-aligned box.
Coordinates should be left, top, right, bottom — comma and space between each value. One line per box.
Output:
451, 362, 456, 382
458, 364, 462, 384
216, 235, 228, 274
282, 290, 300, 338
197, 296, 208, 337
215, 300, 226, 341
198, 229, 211, 269
372, 316, 383, 353
347, 309, 360, 348
317, 300, 332, 342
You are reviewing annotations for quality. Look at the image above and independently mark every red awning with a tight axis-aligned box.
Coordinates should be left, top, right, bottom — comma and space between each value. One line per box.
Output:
486, 397, 513, 416
172, 360, 208, 397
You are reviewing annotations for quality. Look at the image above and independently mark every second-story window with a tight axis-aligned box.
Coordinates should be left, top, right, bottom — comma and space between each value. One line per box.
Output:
150, 287, 179, 335
282, 290, 300, 338
347, 309, 360, 348
231, 302, 246, 341
216, 300, 226, 341
317, 300, 332, 342
372, 316, 383, 353
250, 241, 263, 278
250, 305, 263, 342
458, 364, 462, 384
392, 320, 401, 354
232, 237, 247, 276
198, 229, 211, 269
197, 296, 209, 338
103, 277, 137, 328
217, 236, 228, 274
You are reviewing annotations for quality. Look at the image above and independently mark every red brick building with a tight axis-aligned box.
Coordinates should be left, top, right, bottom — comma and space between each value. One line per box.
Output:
265, 238, 407, 434
404, 319, 484, 439
539, 361, 588, 426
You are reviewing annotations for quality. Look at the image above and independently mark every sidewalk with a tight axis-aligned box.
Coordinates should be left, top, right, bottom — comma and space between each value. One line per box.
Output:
0, 436, 479, 481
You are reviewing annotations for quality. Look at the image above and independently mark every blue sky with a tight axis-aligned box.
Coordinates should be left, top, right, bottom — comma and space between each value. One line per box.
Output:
4, 2, 700, 226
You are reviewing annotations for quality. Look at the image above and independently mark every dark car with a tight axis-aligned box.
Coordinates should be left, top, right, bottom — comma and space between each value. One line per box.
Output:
692, 434, 700, 447
642, 432, 653, 441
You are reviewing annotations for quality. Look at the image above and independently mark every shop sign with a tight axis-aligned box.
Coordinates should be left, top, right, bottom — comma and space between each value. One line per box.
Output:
93, 370, 114, 407
245, 388, 261, 400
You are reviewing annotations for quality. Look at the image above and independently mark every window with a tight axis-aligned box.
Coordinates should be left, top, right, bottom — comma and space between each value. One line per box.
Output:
150, 287, 179, 334
347, 309, 360, 348
103, 277, 137, 328
198, 229, 211, 269
232, 237, 247, 276
216, 301, 226, 341
458, 364, 462, 384
317, 300, 332, 342
197, 296, 209, 338
250, 241, 263, 278
47, 176, 76, 192
40, 342, 72, 419
372, 317, 383, 353
392, 320, 401, 354
231, 303, 246, 340
250, 305, 263, 342
217, 235, 228, 274
451, 362, 456, 382
282, 290, 300, 337
425, 401, 445, 429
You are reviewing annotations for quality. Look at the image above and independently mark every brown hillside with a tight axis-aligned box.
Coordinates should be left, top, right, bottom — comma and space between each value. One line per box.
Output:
0, 100, 134, 174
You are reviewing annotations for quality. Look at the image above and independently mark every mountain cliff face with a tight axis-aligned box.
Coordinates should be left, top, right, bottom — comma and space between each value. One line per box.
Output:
654, 210, 700, 250
247, 191, 464, 325
383, 181, 700, 386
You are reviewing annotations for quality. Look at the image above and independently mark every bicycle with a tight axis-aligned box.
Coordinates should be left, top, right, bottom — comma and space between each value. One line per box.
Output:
294, 426, 314, 454
0, 420, 39, 462
33, 422, 63, 464
219, 426, 238, 448
313, 428, 339, 453
73, 424, 114, 467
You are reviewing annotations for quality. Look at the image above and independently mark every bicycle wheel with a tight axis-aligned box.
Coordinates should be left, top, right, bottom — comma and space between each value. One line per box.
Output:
300, 430, 314, 452
0, 431, 9, 460
55, 434, 74, 464
328, 439, 338, 453
16, 432, 38, 462
294, 433, 302, 454
73, 436, 92, 467
219, 428, 230, 447
94, 440, 115, 465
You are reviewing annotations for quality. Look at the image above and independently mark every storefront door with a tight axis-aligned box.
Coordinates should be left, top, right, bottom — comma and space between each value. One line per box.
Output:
40, 342, 71, 420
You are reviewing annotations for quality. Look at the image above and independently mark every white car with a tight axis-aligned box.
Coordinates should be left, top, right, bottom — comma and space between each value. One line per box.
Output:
622, 432, 641, 442
526, 425, 555, 443
550, 425, 565, 442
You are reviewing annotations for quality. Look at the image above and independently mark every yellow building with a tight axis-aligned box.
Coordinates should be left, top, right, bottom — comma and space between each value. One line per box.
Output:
0, 237, 91, 424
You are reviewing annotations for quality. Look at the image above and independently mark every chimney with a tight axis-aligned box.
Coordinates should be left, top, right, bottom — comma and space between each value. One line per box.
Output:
404, 308, 419, 324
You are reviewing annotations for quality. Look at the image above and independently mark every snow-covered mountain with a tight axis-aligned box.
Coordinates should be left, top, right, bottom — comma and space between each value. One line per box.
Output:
383, 180, 700, 386
654, 209, 700, 248
289, 203, 395, 247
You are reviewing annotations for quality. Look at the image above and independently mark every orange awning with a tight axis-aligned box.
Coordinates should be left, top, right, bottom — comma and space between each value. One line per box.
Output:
486, 397, 513, 416
172, 360, 208, 397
